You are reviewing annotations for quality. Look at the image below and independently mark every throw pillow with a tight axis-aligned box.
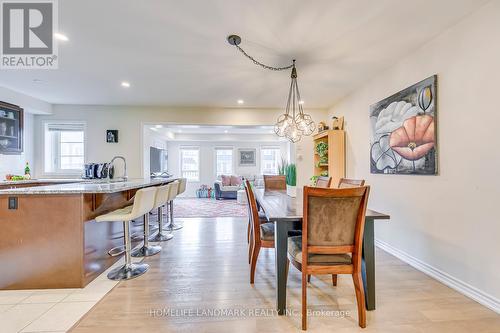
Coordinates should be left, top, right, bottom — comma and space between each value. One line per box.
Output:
221, 175, 231, 186
230, 175, 243, 186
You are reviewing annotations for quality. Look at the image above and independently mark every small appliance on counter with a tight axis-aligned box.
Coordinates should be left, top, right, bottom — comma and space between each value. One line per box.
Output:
83, 163, 111, 179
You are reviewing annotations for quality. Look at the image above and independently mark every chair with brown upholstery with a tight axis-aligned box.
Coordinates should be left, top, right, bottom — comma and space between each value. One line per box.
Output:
315, 176, 332, 188
338, 178, 365, 188
287, 186, 370, 329
244, 180, 275, 284
263, 175, 286, 191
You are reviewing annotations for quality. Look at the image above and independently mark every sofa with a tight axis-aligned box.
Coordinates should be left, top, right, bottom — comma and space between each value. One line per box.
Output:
214, 174, 264, 200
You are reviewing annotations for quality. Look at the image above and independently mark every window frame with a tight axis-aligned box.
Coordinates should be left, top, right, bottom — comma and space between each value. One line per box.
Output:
43, 121, 87, 176
214, 147, 234, 178
260, 146, 281, 175
180, 146, 200, 182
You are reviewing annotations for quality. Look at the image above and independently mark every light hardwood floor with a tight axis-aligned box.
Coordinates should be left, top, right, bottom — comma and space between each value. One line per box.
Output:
71, 217, 500, 333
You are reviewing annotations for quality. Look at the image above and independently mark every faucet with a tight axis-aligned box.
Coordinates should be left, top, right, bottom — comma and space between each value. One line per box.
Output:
109, 156, 128, 181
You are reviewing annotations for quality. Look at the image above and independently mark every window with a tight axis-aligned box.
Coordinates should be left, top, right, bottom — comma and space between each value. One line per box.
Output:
261, 147, 281, 175
180, 147, 200, 181
44, 122, 85, 174
215, 148, 233, 177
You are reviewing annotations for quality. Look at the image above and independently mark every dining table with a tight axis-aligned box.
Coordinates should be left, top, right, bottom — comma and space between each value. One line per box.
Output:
254, 188, 390, 315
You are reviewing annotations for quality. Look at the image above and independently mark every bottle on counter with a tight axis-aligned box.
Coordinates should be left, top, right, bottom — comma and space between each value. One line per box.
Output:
24, 162, 31, 179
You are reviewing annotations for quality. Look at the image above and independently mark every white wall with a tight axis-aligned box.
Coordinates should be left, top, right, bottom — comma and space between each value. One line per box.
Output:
167, 137, 288, 197
328, 1, 500, 309
33, 105, 327, 185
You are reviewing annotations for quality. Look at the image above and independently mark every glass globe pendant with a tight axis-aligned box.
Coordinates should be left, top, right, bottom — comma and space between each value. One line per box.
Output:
274, 61, 316, 143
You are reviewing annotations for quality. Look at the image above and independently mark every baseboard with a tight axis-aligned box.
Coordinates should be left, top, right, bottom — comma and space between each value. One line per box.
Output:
375, 239, 500, 314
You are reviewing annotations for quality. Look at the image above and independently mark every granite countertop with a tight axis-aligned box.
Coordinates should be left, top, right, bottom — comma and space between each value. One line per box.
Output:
0, 178, 177, 195
0, 178, 84, 186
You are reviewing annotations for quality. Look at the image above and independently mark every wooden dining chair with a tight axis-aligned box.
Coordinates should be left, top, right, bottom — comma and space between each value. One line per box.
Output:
243, 181, 268, 254
338, 178, 365, 188
287, 185, 370, 330
263, 175, 286, 191
315, 176, 332, 188
244, 180, 275, 284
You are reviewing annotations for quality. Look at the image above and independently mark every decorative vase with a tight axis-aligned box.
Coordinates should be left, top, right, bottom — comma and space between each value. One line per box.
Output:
286, 185, 297, 197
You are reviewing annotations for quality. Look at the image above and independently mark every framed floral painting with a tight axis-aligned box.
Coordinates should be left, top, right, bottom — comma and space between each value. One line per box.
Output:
370, 75, 437, 175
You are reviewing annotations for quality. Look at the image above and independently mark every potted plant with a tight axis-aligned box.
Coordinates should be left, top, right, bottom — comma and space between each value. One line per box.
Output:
286, 164, 297, 197
315, 141, 329, 164
278, 156, 289, 176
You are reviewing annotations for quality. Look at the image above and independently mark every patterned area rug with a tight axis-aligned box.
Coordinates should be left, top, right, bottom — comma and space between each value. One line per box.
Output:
173, 198, 248, 218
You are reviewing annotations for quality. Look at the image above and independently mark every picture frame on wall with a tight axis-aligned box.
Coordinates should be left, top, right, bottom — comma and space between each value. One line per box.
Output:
0, 101, 23, 155
106, 130, 118, 143
238, 148, 256, 166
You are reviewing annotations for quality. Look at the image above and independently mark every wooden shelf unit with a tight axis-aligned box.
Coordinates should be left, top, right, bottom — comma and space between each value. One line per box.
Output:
313, 130, 345, 187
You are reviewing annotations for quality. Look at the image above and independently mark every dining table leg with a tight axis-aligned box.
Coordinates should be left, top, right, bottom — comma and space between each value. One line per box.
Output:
362, 217, 376, 311
274, 220, 290, 315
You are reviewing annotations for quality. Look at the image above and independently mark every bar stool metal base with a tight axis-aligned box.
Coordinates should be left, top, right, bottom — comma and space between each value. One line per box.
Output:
164, 223, 182, 231
149, 231, 173, 242
131, 244, 161, 257
107, 262, 149, 281
108, 245, 125, 257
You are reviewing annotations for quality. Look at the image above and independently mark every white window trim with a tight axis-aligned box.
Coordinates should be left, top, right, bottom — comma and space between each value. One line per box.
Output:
180, 146, 200, 182
42, 120, 87, 177
214, 146, 234, 178
260, 145, 281, 175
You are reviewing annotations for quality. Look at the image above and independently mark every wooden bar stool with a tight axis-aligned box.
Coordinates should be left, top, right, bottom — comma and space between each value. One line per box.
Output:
149, 183, 174, 242
95, 187, 157, 280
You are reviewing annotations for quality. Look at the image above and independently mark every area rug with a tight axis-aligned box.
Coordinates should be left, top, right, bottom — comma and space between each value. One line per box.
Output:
173, 198, 248, 218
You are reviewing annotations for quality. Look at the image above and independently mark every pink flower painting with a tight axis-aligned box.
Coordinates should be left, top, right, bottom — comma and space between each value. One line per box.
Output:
389, 115, 435, 161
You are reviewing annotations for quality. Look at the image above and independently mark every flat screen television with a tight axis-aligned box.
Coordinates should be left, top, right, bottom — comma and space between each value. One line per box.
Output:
150, 147, 167, 174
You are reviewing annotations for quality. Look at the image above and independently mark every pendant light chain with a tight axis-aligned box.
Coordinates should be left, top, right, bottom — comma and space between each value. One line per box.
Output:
227, 34, 316, 142
234, 44, 294, 71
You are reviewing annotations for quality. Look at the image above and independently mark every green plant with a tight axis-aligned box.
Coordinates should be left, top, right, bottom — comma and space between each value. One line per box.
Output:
315, 141, 328, 157
278, 156, 289, 176
286, 164, 296, 186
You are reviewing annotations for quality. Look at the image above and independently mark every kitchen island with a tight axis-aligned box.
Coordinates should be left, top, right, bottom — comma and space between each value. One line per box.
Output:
0, 178, 176, 290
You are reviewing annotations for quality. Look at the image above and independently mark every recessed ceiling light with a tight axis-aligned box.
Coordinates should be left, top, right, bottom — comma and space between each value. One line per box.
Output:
298, 100, 305, 105
237, 99, 244, 105
121, 81, 131, 88
54, 33, 69, 41
155, 125, 163, 129
224, 130, 229, 133
177, 129, 182, 133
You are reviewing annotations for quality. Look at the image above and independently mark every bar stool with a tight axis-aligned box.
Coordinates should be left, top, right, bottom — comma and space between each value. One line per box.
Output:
131, 187, 162, 258
149, 183, 174, 242
95, 187, 156, 280
163, 181, 180, 232
166, 178, 186, 231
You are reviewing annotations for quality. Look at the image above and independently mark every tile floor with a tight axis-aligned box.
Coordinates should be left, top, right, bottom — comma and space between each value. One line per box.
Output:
0, 256, 143, 333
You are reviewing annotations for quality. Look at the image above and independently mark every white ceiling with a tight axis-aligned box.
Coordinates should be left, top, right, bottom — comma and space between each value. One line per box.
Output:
0, 0, 487, 108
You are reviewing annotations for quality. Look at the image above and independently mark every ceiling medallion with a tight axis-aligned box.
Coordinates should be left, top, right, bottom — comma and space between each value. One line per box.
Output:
227, 35, 315, 143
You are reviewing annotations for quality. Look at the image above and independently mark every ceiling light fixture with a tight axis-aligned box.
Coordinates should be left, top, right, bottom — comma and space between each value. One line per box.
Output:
227, 34, 315, 143
54, 33, 69, 41
237, 99, 244, 105
121, 81, 131, 88
155, 125, 163, 128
